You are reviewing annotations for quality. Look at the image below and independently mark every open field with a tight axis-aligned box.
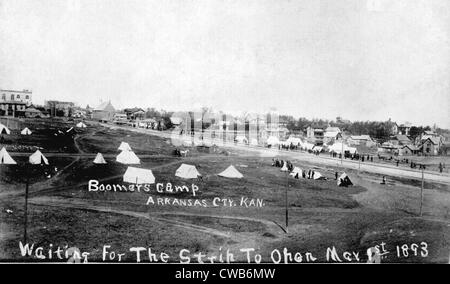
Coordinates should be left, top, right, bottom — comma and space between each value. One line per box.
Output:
0, 120, 449, 263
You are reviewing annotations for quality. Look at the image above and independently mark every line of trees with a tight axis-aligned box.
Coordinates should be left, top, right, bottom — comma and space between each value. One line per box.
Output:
281, 116, 434, 141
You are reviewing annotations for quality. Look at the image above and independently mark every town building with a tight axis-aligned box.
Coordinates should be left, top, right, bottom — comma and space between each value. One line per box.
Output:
124, 107, 145, 120
377, 142, 399, 154
45, 100, 75, 117
348, 135, 376, 147
420, 137, 442, 156
440, 143, 450, 156
113, 113, 127, 124
306, 126, 324, 145
398, 144, 419, 156
389, 134, 412, 146
398, 122, 412, 136
386, 119, 398, 136
92, 101, 116, 122
323, 126, 342, 144
336, 116, 351, 124
0, 89, 32, 116
24, 107, 44, 118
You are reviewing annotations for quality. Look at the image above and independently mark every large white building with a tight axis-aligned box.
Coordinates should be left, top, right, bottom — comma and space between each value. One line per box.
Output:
0, 89, 33, 116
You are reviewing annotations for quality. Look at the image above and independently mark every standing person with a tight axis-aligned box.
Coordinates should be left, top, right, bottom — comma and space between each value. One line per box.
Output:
381, 176, 386, 185
396, 160, 399, 167
335, 172, 338, 180
439, 163, 443, 173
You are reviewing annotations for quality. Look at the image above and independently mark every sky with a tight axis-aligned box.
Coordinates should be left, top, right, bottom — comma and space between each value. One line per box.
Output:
0, 0, 449, 128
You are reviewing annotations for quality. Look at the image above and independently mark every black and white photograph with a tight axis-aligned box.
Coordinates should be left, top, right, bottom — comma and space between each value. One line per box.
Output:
0, 0, 449, 272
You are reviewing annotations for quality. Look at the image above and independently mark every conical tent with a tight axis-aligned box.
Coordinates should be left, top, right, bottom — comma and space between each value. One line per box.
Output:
76, 122, 87, 128
29, 150, 49, 165
0, 124, 11, 135
118, 142, 132, 151
123, 167, 155, 184
267, 136, 279, 146
0, 147, 17, 164
93, 153, 107, 164
116, 150, 140, 164
313, 171, 326, 180
21, 127, 32, 135
289, 167, 302, 177
218, 165, 243, 178
280, 161, 288, 172
175, 164, 201, 179
337, 173, 353, 187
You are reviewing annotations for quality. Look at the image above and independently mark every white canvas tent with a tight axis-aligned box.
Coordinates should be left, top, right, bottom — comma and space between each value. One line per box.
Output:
21, 127, 32, 135
218, 165, 243, 178
175, 164, 201, 179
267, 136, 280, 146
280, 161, 288, 172
118, 142, 132, 152
313, 171, 326, 180
337, 173, 353, 187
123, 167, 155, 184
29, 150, 49, 165
93, 153, 107, 164
286, 137, 301, 146
313, 146, 323, 152
289, 167, 302, 178
0, 124, 11, 135
235, 136, 248, 144
328, 143, 357, 154
250, 138, 258, 146
76, 122, 87, 128
304, 143, 315, 150
116, 150, 140, 164
0, 147, 17, 164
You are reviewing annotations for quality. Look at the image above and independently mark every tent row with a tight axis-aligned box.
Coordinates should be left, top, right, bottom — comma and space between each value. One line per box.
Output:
123, 164, 243, 184
0, 121, 86, 136
0, 148, 49, 165
267, 135, 358, 154
275, 159, 353, 186
288, 164, 353, 186
0, 124, 32, 135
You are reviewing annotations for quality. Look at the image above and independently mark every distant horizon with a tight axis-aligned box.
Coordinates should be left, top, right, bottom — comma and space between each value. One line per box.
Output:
1, 0, 449, 128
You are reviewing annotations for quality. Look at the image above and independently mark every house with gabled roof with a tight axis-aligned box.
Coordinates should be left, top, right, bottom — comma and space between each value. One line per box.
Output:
92, 100, 115, 122
420, 137, 442, 156
389, 134, 412, 146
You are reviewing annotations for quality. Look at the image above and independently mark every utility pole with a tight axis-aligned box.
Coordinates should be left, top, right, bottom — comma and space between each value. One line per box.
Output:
285, 176, 289, 234
419, 167, 424, 216
23, 176, 29, 244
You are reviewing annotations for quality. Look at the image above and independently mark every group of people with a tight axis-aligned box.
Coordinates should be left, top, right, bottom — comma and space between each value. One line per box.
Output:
272, 158, 294, 171
271, 158, 325, 180
278, 143, 299, 151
